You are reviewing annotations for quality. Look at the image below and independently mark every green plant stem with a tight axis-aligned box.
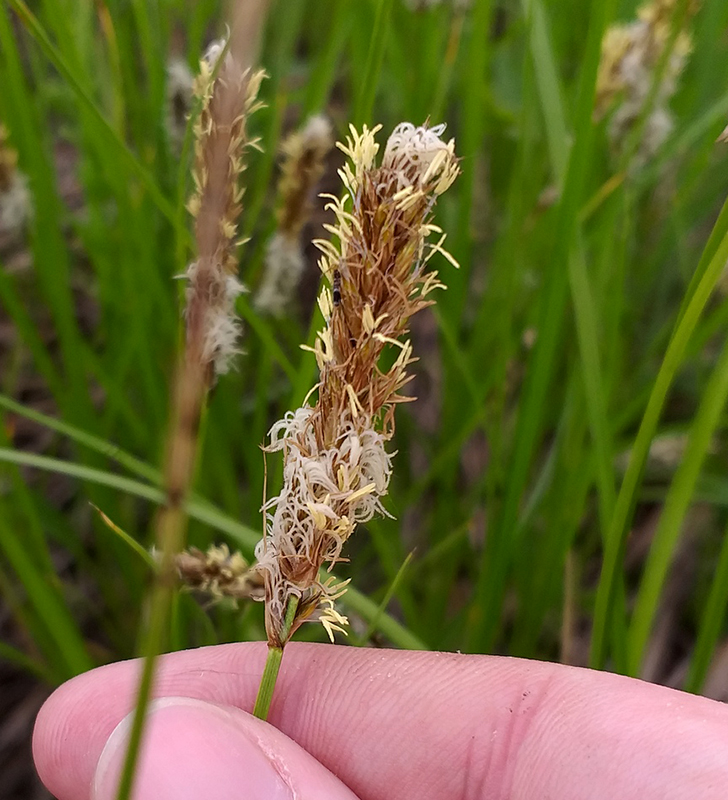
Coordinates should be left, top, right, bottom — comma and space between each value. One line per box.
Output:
253, 596, 300, 720
114, 356, 210, 800
112, 556, 179, 800
626, 326, 728, 676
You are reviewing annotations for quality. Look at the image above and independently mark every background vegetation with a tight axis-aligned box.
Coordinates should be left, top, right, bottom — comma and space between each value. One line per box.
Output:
2, 0, 728, 793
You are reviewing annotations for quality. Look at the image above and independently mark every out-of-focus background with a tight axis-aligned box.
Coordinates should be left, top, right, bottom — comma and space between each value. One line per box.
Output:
2, 0, 728, 796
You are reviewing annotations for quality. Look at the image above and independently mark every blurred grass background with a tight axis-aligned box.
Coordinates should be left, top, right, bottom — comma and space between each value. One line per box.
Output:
2, 0, 728, 794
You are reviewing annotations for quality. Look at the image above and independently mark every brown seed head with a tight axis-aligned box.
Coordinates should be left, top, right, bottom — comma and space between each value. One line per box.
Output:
175, 544, 264, 601
312, 122, 459, 448
276, 115, 334, 238
595, 0, 697, 127
255, 115, 334, 317
184, 41, 265, 376
255, 122, 459, 646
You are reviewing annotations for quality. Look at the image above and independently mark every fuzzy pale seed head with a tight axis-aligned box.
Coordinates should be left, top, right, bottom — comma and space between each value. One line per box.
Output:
255, 115, 334, 318
276, 115, 333, 237
255, 121, 459, 646
637, 0, 701, 30
254, 233, 306, 318
594, 0, 698, 165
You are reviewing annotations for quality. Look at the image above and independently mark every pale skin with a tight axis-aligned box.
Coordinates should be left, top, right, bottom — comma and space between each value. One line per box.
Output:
33, 642, 728, 799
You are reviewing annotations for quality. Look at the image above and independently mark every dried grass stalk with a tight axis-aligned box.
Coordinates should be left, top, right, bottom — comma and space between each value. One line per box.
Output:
113, 22, 269, 795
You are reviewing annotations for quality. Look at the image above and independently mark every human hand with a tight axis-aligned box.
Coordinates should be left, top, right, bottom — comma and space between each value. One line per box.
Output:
33, 642, 728, 799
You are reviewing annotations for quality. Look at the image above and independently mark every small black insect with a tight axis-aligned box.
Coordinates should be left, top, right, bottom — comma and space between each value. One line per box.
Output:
333, 269, 342, 307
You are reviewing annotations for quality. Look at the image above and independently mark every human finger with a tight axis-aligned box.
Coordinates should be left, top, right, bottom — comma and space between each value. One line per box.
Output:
34, 642, 728, 800
91, 695, 359, 800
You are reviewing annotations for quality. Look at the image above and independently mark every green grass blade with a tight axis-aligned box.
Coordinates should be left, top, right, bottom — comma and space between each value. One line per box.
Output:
568, 239, 616, 531
0, 512, 94, 678
684, 515, 728, 693
627, 327, 728, 675
591, 220, 728, 669
302, 2, 353, 116
7, 0, 186, 239
353, 0, 394, 126
0, 640, 54, 683
0, 393, 160, 484
523, 0, 570, 186
0, 267, 64, 399
469, 0, 619, 651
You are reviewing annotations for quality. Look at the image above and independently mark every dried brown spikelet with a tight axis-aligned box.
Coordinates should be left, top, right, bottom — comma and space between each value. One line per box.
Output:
255, 122, 459, 646
184, 40, 265, 377
175, 544, 264, 601
256, 115, 334, 317
313, 122, 459, 447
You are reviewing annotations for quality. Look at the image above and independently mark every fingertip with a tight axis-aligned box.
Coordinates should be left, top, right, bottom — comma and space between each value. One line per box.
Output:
31, 646, 268, 800
33, 668, 112, 800
92, 697, 359, 800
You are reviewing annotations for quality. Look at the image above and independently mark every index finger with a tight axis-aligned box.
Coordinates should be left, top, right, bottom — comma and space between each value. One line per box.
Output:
33, 642, 728, 800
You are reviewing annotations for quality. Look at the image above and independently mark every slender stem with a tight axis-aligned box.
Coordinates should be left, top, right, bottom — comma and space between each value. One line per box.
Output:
115, 361, 209, 800
253, 595, 299, 720
113, 570, 178, 800
252, 646, 283, 720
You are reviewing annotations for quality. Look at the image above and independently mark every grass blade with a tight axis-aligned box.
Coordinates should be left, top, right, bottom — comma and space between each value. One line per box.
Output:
591, 217, 728, 669
627, 327, 728, 675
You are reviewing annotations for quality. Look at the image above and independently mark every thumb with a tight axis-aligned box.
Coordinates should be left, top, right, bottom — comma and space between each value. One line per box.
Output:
93, 697, 360, 800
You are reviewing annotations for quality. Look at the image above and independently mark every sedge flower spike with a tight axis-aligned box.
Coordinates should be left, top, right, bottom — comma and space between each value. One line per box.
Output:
256, 115, 334, 317
255, 122, 459, 646
174, 543, 264, 602
595, 0, 699, 166
184, 39, 265, 378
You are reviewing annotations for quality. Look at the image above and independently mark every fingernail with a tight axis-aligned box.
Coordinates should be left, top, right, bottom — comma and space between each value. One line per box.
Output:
93, 697, 293, 800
